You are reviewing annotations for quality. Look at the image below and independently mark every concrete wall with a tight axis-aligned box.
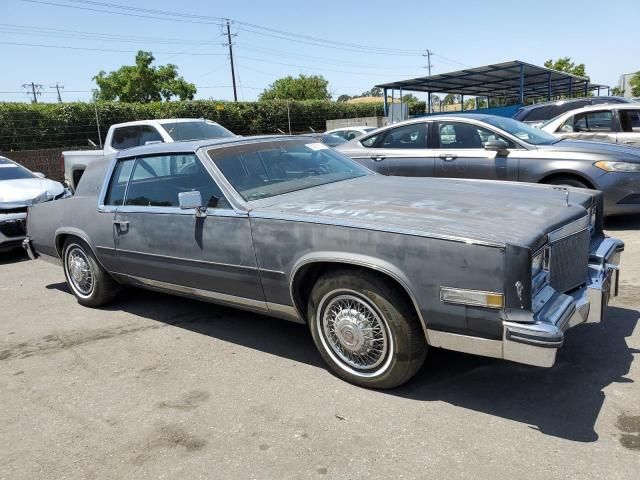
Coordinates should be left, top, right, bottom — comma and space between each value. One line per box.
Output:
326, 116, 385, 130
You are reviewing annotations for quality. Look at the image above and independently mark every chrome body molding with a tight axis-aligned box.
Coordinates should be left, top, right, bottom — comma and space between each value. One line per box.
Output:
547, 215, 589, 242
114, 248, 260, 271
429, 235, 623, 368
113, 273, 301, 322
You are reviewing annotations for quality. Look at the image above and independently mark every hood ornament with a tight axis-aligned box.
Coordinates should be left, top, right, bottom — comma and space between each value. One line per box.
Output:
552, 186, 570, 206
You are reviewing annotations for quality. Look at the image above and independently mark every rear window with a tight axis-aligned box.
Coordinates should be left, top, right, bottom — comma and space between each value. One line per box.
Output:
160, 121, 235, 141
0, 158, 34, 180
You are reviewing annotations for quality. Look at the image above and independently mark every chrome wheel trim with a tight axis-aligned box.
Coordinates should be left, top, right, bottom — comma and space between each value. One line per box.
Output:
65, 245, 94, 298
317, 289, 393, 378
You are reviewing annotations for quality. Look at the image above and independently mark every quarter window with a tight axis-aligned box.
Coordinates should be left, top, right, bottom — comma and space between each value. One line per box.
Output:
111, 126, 140, 150
107, 154, 229, 209
104, 158, 134, 206
618, 110, 640, 132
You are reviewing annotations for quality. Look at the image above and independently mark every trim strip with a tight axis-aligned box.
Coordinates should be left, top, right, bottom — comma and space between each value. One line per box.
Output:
115, 248, 259, 271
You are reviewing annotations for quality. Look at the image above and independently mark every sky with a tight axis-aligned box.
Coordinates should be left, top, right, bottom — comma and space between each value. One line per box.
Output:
1, 0, 638, 103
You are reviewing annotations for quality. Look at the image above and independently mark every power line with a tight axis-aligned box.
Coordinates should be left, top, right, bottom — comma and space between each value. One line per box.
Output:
0, 41, 227, 56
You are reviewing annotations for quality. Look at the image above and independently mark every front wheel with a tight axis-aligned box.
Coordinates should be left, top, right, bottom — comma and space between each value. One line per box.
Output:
307, 269, 427, 389
62, 238, 119, 307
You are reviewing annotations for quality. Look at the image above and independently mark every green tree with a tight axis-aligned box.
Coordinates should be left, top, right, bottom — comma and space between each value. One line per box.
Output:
259, 74, 331, 101
611, 86, 624, 96
336, 94, 352, 102
369, 87, 383, 97
544, 57, 587, 77
442, 94, 460, 105
629, 72, 640, 97
93, 51, 196, 102
401, 93, 420, 104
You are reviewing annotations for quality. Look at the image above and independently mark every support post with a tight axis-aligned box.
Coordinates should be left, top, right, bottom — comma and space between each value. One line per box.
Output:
519, 63, 525, 105
461, 94, 464, 111
427, 91, 431, 114
399, 88, 403, 121
383, 88, 388, 117
584, 82, 588, 97
547, 72, 552, 101
569, 77, 573, 98
607, 87, 610, 96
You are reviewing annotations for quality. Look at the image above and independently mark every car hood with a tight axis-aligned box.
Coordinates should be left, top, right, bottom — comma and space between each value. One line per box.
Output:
251, 175, 594, 248
0, 178, 66, 209
537, 139, 640, 161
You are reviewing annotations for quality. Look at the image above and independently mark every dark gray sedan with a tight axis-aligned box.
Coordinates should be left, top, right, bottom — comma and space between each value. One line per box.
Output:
336, 114, 640, 216
24, 136, 623, 388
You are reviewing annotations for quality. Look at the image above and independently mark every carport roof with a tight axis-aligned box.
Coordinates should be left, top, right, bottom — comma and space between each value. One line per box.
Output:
375, 60, 607, 98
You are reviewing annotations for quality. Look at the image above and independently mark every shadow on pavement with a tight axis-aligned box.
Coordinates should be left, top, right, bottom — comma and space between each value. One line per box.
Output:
605, 215, 640, 232
0, 248, 29, 265
46, 281, 639, 443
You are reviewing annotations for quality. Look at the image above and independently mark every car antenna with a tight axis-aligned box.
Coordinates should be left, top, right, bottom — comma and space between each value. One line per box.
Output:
277, 128, 286, 135
308, 127, 316, 133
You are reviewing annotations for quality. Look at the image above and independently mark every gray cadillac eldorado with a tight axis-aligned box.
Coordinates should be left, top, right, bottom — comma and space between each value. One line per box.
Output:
23, 136, 624, 389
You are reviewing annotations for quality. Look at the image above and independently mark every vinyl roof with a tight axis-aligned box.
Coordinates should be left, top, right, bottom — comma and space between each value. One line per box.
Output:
376, 60, 607, 98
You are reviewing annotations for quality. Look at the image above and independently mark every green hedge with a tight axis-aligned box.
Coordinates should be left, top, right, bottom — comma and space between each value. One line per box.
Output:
0, 100, 391, 151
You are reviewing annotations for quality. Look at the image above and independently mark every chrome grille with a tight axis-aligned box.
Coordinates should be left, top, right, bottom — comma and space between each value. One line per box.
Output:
549, 229, 590, 292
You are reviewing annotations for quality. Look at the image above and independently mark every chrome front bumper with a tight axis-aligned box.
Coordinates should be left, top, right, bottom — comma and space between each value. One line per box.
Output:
502, 236, 623, 368
22, 237, 38, 260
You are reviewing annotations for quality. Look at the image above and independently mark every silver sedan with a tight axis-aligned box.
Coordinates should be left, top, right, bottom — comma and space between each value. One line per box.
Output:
336, 114, 640, 216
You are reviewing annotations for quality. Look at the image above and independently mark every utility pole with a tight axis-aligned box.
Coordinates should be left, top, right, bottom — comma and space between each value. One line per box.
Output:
50, 82, 64, 103
423, 49, 434, 113
226, 19, 238, 102
22, 82, 43, 103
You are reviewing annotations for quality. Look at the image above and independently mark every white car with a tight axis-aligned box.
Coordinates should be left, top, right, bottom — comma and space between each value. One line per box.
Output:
0, 156, 68, 253
326, 126, 377, 141
540, 103, 640, 147
62, 119, 236, 191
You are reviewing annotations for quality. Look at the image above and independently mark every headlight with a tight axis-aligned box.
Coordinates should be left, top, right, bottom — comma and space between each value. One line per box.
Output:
594, 161, 640, 172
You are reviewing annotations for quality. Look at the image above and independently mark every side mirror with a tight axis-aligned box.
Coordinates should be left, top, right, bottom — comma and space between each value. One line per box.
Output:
179, 191, 207, 218
484, 139, 509, 155
34, 172, 46, 178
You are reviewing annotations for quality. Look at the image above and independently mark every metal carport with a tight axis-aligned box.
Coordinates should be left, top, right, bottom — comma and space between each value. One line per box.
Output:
376, 60, 609, 116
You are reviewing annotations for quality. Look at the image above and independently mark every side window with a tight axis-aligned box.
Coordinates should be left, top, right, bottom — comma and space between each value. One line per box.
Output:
437, 122, 506, 149
573, 111, 613, 132
124, 154, 230, 209
360, 133, 380, 147
331, 131, 346, 139
379, 123, 428, 149
138, 126, 163, 146
618, 110, 640, 132
345, 130, 359, 141
104, 158, 135, 206
111, 126, 140, 150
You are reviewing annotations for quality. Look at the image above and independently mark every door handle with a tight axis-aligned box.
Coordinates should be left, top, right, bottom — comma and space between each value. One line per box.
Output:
439, 154, 457, 161
113, 220, 129, 226
370, 155, 386, 162
623, 140, 635, 145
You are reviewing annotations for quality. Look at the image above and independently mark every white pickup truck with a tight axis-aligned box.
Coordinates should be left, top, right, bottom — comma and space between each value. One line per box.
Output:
62, 118, 235, 190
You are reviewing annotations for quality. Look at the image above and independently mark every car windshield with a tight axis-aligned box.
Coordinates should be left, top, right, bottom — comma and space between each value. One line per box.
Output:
209, 139, 369, 201
0, 158, 35, 180
482, 116, 559, 145
160, 121, 235, 141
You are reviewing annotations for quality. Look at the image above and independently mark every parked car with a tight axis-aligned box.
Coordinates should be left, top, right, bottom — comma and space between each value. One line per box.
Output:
0, 156, 68, 253
336, 114, 640, 216
62, 118, 235, 191
540, 104, 640, 147
298, 132, 347, 147
513, 96, 633, 127
23, 136, 623, 388
326, 126, 377, 141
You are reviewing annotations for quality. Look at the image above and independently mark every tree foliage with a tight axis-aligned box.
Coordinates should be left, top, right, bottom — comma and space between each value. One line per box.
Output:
259, 75, 331, 101
93, 51, 196, 102
630, 72, 640, 97
401, 93, 420, 104
611, 86, 624, 97
544, 57, 587, 77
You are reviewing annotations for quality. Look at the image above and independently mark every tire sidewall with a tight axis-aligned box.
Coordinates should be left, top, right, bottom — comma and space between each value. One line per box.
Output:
308, 271, 425, 388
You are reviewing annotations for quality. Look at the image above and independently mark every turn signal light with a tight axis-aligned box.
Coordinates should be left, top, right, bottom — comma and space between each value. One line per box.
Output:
440, 287, 505, 309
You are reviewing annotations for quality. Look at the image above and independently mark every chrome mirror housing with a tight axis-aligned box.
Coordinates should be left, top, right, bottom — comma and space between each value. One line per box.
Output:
178, 191, 207, 218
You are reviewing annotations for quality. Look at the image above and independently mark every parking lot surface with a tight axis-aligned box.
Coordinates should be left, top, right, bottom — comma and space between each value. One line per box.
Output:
1, 218, 639, 480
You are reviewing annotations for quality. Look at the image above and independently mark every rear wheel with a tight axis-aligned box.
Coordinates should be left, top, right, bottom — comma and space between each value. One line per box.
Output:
307, 269, 427, 389
62, 238, 119, 307
545, 176, 590, 189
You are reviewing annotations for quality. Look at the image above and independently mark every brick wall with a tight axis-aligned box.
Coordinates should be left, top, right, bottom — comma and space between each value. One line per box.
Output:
1, 148, 65, 182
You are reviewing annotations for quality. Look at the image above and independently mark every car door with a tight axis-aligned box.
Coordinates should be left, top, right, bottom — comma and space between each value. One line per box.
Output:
556, 110, 615, 143
616, 108, 640, 147
434, 120, 517, 180
110, 152, 264, 303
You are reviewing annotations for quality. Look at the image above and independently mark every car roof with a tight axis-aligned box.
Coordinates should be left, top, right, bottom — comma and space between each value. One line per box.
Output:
112, 118, 221, 127
518, 96, 630, 111
114, 135, 303, 158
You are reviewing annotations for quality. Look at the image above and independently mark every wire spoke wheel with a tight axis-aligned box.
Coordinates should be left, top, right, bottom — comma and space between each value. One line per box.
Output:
320, 293, 390, 372
66, 246, 94, 296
